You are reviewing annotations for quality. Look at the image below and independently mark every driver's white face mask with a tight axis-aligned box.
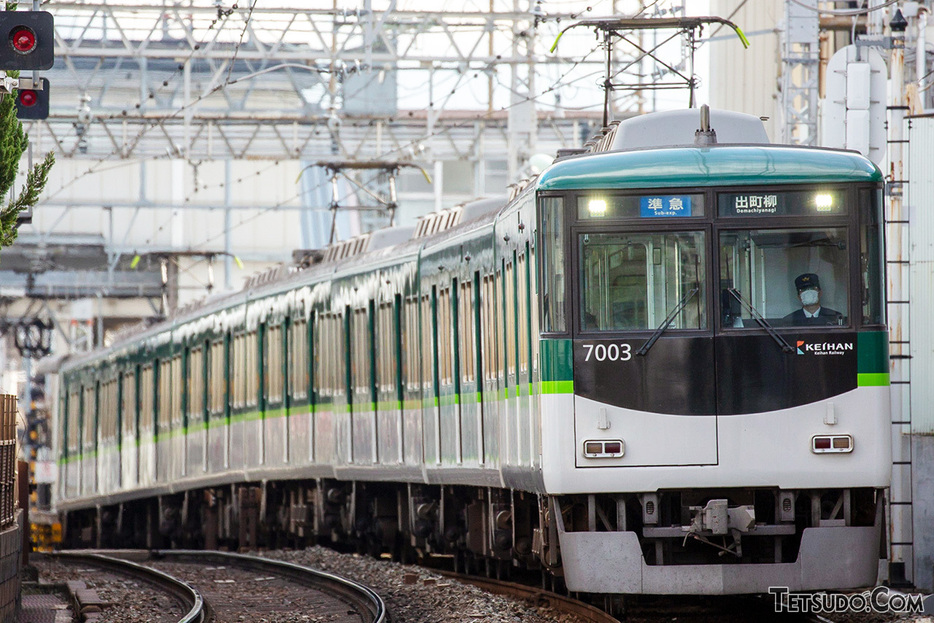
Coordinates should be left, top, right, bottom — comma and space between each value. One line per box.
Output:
799, 289, 819, 306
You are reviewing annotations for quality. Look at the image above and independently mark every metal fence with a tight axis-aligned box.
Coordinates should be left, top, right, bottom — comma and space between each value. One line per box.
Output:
0, 395, 16, 528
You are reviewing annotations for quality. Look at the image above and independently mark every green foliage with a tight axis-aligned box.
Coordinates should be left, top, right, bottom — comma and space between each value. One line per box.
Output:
0, 62, 55, 248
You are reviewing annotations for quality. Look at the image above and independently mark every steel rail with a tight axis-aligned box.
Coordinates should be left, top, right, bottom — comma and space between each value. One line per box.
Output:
48, 551, 206, 623
436, 570, 620, 623
155, 550, 388, 623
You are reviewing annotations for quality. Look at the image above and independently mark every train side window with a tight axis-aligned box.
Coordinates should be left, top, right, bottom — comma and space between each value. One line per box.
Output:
539, 196, 567, 333
438, 287, 453, 385
246, 333, 258, 407
860, 188, 884, 325
458, 279, 476, 383
377, 302, 396, 395
505, 261, 517, 377
121, 370, 137, 437
352, 308, 370, 397
172, 356, 182, 429
336, 311, 348, 397
290, 319, 309, 400
403, 297, 420, 393
420, 294, 434, 393
315, 314, 329, 398
481, 274, 497, 383
265, 324, 283, 404
159, 359, 172, 432
517, 253, 529, 374
100, 379, 117, 443
140, 365, 154, 433
68, 387, 80, 451
495, 269, 506, 381
83, 385, 96, 449
208, 341, 225, 415
188, 347, 203, 423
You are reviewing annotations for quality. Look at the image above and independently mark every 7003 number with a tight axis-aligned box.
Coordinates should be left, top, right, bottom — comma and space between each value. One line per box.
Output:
581, 343, 632, 362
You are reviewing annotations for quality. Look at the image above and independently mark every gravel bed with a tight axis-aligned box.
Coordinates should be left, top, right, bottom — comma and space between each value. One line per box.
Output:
146, 558, 368, 623
26, 556, 185, 623
261, 546, 591, 623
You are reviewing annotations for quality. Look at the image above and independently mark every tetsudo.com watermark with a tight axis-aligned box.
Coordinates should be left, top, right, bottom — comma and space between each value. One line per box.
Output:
768, 586, 925, 614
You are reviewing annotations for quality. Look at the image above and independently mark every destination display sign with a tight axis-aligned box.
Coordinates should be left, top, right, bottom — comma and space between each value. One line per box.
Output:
718, 189, 846, 217
577, 193, 704, 219
640, 195, 692, 218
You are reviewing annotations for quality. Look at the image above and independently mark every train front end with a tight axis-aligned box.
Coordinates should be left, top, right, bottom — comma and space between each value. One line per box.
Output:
535, 125, 890, 594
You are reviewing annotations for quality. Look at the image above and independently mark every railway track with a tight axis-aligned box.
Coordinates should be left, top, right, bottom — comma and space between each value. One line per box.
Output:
436, 570, 621, 623
43, 550, 387, 623
49, 550, 205, 622
149, 550, 388, 623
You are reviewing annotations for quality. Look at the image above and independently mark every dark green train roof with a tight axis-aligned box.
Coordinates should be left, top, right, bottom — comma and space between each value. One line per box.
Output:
536, 145, 884, 191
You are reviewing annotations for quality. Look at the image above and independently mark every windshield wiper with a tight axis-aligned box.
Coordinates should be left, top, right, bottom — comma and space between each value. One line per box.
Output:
727, 288, 794, 354
636, 288, 699, 356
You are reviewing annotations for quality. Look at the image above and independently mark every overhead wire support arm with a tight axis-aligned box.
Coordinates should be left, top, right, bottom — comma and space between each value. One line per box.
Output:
550, 16, 750, 125
305, 161, 433, 244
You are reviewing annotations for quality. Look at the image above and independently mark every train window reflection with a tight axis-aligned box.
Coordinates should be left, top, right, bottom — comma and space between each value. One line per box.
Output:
578, 231, 706, 332
719, 228, 848, 328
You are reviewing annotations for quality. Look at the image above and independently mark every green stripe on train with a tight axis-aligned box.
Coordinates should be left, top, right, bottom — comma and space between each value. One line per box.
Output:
857, 373, 890, 387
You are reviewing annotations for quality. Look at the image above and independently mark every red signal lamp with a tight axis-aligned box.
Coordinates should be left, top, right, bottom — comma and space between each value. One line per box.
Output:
18, 89, 37, 107
10, 26, 36, 54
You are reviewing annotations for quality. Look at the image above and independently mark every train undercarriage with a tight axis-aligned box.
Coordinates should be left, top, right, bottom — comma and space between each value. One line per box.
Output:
59, 481, 885, 596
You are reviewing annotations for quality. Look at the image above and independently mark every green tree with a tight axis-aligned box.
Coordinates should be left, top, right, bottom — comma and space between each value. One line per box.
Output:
0, 86, 54, 247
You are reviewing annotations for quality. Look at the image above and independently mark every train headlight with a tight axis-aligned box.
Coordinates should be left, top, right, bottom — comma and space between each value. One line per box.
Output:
811, 434, 853, 453
588, 199, 607, 217
814, 193, 834, 211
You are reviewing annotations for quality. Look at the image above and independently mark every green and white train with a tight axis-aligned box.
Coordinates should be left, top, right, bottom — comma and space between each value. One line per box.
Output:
50, 108, 890, 595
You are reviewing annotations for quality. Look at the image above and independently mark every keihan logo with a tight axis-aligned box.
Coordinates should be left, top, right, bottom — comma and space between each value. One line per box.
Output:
796, 340, 854, 356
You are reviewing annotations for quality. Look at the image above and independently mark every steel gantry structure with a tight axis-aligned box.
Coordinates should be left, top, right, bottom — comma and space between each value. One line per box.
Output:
4, 1, 702, 358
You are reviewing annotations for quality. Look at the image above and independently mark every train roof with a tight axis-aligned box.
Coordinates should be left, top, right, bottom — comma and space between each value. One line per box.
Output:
536, 144, 884, 191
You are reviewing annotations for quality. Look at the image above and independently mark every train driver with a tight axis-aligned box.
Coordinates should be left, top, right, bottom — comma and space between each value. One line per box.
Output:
783, 273, 842, 326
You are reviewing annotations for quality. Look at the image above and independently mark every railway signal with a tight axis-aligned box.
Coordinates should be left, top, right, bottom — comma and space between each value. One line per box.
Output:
0, 11, 54, 70
15, 77, 48, 119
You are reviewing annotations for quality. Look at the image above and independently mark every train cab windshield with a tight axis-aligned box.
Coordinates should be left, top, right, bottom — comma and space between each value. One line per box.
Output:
579, 232, 706, 331
547, 184, 884, 336
720, 227, 848, 328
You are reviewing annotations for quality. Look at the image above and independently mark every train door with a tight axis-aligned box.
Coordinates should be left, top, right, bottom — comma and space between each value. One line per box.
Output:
438, 283, 461, 465
206, 339, 229, 472
421, 291, 441, 465
120, 368, 139, 490
516, 249, 532, 467
287, 314, 313, 465
186, 345, 206, 476
314, 312, 337, 467
350, 304, 377, 464
402, 296, 423, 466
457, 275, 482, 465
480, 273, 500, 466
571, 226, 718, 467
80, 382, 98, 495
139, 364, 155, 485
503, 259, 518, 467
376, 296, 403, 465
264, 322, 287, 467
